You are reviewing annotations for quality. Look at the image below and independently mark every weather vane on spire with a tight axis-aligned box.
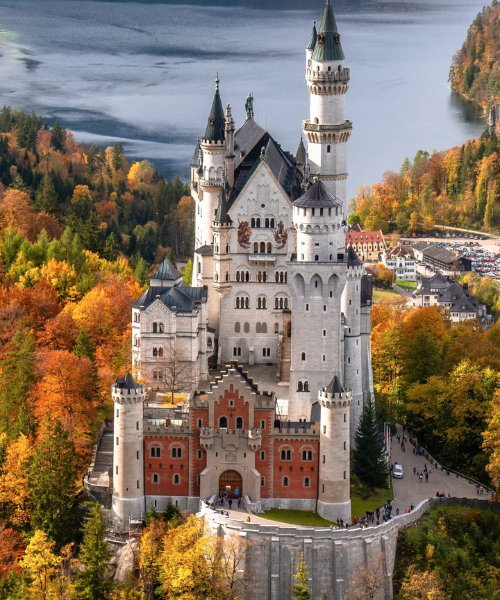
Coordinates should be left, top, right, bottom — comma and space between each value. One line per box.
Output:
215, 72, 220, 92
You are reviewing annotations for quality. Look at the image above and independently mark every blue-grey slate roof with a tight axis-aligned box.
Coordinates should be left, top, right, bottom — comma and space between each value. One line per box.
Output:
204, 77, 225, 143
151, 258, 183, 281
293, 179, 342, 208
326, 375, 345, 395
133, 284, 208, 312
307, 21, 318, 51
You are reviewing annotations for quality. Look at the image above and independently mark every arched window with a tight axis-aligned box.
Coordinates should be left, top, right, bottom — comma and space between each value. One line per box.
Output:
327, 145, 331, 153
236, 271, 240, 282
265, 218, 270, 228
153, 348, 158, 357
301, 352, 306, 362
256, 218, 261, 228
172, 447, 182, 458
152, 473, 159, 484
271, 218, 275, 228
150, 447, 161, 458
315, 255, 319, 261
298, 381, 303, 392
283, 476, 289, 487
219, 416, 228, 428
173, 474, 180, 484
275, 298, 279, 309
153, 322, 158, 333
304, 477, 310, 487
304, 381, 309, 392
254, 242, 258, 254
274, 323, 279, 334
251, 218, 256, 227
302, 450, 313, 461
236, 417, 243, 429
260, 242, 265, 253
281, 449, 291, 461
267, 242, 272, 253
225, 272, 229, 282
134, 335, 139, 347
158, 348, 163, 357
235, 322, 241, 333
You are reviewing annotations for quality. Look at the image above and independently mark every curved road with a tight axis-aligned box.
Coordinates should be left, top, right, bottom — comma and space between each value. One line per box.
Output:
390, 423, 483, 514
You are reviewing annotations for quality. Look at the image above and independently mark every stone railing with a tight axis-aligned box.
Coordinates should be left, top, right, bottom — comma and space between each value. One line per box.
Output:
307, 68, 350, 83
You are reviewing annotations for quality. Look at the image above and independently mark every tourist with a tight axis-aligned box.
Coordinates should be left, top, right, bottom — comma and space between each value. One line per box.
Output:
410, 503, 414, 511
402, 443, 406, 452
245, 516, 251, 522
425, 472, 428, 482
238, 498, 241, 508
229, 498, 233, 509
413, 467, 417, 475
396, 508, 400, 516
419, 473, 423, 483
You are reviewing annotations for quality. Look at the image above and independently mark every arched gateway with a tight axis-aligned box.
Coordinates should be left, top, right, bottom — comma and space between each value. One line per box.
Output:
219, 470, 243, 498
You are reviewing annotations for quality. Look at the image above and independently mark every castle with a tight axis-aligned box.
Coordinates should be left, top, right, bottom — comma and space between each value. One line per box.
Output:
113, 0, 374, 524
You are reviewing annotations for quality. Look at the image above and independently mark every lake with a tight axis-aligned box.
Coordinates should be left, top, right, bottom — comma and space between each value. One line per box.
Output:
0, 0, 488, 199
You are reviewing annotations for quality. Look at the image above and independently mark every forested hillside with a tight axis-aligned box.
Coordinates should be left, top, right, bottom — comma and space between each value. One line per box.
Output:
349, 130, 500, 232
0, 106, 194, 261
371, 299, 500, 485
450, 0, 500, 109
0, 109, 199, 597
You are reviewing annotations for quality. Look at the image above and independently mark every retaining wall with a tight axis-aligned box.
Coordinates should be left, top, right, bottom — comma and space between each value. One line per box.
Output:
203, 497, 498, 600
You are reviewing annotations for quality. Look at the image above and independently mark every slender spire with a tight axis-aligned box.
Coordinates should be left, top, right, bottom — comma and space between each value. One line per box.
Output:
214, 186, 232, 225
296, 136, 306, 165
190, 137, 201, 167
312, 0, 345, 62
306, 20, 317, 51
203, 73, 225, 143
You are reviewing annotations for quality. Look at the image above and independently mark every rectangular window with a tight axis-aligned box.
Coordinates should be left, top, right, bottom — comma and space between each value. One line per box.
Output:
344, 441, 346, 450
115, 466, 118, 475
344, 471, 346, 480
197, 418, 203, 428
344, 414, 346, 422
197, 449, 202, 459
322, 455, 325, 463
197, 475, 201, 485
261, 420, 266, 430
116, 409, 119, 418
305, 304, 309, 312
323, 426, 326, 434
154, 500, 157, 508
137, 451, 140, 459
322, 484, 325, 493
261, 477, 265, 486
136, 422, 139, 430
116, 437, 119, 446
137, 481, 140, 489
260, 451, 265, 460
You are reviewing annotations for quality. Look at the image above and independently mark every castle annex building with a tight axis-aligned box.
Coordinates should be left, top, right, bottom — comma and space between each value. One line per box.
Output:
113, 0, 374, 524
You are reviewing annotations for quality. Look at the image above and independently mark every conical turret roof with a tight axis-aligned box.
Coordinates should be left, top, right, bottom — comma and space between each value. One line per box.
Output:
296, 136, 306, 165
115, 372, 140, 390
312, 0, 345, 62
347, 244, 363, 267
214, 187, 232, 225
326, 375, 345, 395
293, 179, 342, 208
190, 138, 201, 167
203, 74, 225, 143
151, 257, 183, 282
306, 20, 317, 51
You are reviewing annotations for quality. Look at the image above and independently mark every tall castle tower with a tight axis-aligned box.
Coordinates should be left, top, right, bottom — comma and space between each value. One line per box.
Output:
317, 377, 351, 522
195, 75, 226, 249
287, 180, 347, 421
303, 0, 352, 217
112, 373, 146, 522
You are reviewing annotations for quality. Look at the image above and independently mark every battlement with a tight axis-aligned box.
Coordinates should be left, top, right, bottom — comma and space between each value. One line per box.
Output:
307, 67, 350, 83
201, 139, 225, 147
318, 387, 352, 407
112, 382, 146, 404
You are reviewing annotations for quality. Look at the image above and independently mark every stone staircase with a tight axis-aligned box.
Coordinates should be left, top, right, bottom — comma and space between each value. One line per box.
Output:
92, 430, 114, 477
278, 336, 291, 385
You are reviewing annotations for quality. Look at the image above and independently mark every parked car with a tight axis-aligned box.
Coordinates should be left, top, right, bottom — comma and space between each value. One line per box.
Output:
393, 464, 404, 479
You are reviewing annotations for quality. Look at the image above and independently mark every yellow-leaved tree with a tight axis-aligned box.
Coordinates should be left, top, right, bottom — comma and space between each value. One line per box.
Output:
19, 530, 61, 600
483, 388, 500, 495
0, 433, 34, 526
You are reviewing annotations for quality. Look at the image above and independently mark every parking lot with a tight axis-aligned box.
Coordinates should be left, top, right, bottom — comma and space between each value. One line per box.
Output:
401, 232, 500, 278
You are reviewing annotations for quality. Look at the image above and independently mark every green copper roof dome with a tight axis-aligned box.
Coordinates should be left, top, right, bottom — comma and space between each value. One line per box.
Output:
306, 21, 317, 51
296, 136, 306, 165
203, 74, 225, 143
312, 0, 345, 62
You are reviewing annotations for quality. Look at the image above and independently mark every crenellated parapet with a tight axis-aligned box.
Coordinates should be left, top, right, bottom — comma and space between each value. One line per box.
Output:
318, 386, 352, 408
112, 381, 146, 405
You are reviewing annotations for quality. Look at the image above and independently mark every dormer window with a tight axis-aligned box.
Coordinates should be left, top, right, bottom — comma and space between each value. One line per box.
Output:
334, 34, 340, 44
318, 33, 325, 45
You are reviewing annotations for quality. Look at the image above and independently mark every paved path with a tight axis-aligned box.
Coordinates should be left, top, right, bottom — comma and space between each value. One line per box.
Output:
391, 423, 481, 514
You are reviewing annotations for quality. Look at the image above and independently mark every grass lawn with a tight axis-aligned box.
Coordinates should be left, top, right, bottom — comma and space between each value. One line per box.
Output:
254, 509, 334, 527
350, 484, 394, 521
373, 288, 400, 303
395, 280, 417, 292
160, 393, 188, 407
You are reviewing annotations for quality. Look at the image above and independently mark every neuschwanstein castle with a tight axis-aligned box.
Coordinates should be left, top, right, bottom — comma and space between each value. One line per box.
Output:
111, 0, 374, 524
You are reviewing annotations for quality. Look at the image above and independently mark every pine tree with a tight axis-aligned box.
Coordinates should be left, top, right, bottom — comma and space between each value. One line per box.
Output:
133, 257, 150, 288
29, 419, 79, 547
292, 553, 311, 600
75, 504, 114, 600
35, 174, 59, 215
353, 397, 389, 490
0, 326, 36, 438
103, 232, 120, 261
51, 121, 66, 152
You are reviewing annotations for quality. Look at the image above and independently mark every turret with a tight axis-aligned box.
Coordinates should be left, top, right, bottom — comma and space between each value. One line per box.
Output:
292, 179, 344, 259
306, 20, 317, 68
212, 186, 233, 300
225, 104, 235, 188
198, 74, 226, 248
342, 246, 364, 444
296, 136, 306, 175
317, 376, 351, 522
303, 0, 352, 215
112, 373, 146, 522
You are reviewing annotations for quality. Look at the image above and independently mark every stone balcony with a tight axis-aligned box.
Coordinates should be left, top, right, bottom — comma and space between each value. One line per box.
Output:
199, 178, 223, 188
307, 68, 350, 83
247, 428, 262, 452
200, 427, 214, 450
